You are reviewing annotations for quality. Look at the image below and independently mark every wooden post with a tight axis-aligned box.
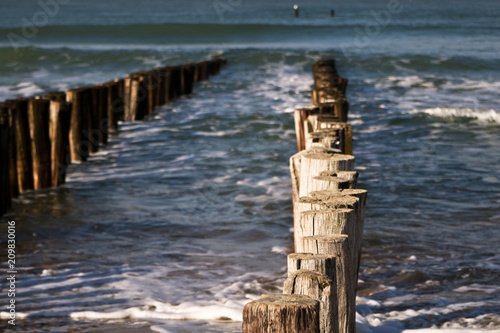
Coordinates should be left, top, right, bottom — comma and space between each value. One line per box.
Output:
49, 99, 71, 187
284, 270, 336, 333
13, 98, 33, 191
114, 78, 125, 122
147, 70, 158, 113
123, 77, 132, 121
105, 80, 121, 132
162, 68, 172, 102
294, 108, 312, 152
169, 66, 182, 99
243, 294, 320, 333
129, 73, 149, 120
315, 171, 359, 190
303, 235, 355, 333
297, 150, 355, 198
27, 98, 51, 190
198, 61, 208, 81
155, 69, 166, 106
91, 85, 109, 147
0, 108, 11, 215
181, 65, 195, 95
288, 253, 336, 280
66, 88, 90, 162
307, 189, 367, 285
295, 207, 357, 254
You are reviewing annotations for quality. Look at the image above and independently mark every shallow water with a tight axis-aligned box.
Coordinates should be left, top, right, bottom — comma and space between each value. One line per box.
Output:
1, 0, 500, 332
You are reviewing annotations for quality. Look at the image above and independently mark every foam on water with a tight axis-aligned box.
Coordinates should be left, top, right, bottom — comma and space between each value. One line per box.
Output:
409, 107, 500, 124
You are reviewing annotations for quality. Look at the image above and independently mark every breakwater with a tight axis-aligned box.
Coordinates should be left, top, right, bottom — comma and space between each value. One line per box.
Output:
0, 58, 226, 216
243, 59, 366, 333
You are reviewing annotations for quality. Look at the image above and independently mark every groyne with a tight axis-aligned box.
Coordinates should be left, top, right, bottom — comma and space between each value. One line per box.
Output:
0, 58, 226, 216
243, 59, 366, 333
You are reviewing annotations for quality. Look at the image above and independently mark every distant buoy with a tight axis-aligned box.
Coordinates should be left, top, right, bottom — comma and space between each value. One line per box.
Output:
294, 4, 299, 17
330, 9, 335, 17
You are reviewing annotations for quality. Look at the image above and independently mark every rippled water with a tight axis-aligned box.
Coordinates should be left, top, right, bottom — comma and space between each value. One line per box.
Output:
1, 0, 500, 332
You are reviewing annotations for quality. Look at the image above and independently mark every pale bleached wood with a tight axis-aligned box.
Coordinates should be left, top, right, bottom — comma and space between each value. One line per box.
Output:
303, 235, 355, 333
123, 77, 131, 120
311, 175, 350, 192
290, 147, 345, 250
243, 294, 320, 333
317, 171, 359, 189
295, 208, 357, 256
287, 253, 336, 281
299, 152, 355, 198
294, 108, 309, 152
284, 269, 337, 333
309, 189, 367, 284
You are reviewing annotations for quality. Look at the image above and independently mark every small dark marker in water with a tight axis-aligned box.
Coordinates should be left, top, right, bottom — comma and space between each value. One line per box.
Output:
330, 9, 335, 17
294, 4, 299, 17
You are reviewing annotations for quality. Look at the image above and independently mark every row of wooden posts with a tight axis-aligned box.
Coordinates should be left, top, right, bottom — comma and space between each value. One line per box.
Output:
243, 59, 367, 333
0, 58, 227, 216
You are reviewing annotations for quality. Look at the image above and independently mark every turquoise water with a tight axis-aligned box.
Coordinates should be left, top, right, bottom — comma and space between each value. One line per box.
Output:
1, 0, 500, 332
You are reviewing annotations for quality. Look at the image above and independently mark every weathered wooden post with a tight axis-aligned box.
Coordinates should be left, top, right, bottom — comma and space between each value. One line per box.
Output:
66, 88, 90, 162
113, 78, 125, 122
295, 206, 357, 254
49, 99, 71, 186
303, 235, 356, 333
27, 97, 52, 190
287, 253, 336, 280
123, 77, 132, 121
169, 66, 182, 99
198, 61, 209, 81
296, 150, 355, 198
91, 85, 109, 147
181, 65, 195, 95
307, 189, 367, 286
313, 171, 359, 190
284, 270, 336, 333
105, 80, 121, 132
155, 69, 166, 106
243, 294, 320, 333
129, 73, 149, 120
162, 68, 172, 102
13, 98, 33, 192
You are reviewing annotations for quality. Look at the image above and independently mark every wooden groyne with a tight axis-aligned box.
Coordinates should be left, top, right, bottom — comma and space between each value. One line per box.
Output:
243, 59, 367, 333
0, 58, 226, 216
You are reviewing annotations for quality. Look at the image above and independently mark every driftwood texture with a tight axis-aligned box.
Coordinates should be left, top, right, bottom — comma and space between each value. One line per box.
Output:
243, 294, 320, 333
303, 235, 355, 333
284, 270, 337, 333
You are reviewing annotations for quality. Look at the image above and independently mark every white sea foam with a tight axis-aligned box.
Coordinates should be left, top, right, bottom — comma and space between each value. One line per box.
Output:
0, 81, 44, 100
454, 284, 500, 294
409, 107, 500, 124
374, 75, 437, 89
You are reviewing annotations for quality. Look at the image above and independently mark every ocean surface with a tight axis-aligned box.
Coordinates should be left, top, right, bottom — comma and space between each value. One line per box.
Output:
1, 0, 500, 332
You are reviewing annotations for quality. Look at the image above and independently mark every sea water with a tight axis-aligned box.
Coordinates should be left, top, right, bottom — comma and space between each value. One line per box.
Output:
1, 0, 499, 332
